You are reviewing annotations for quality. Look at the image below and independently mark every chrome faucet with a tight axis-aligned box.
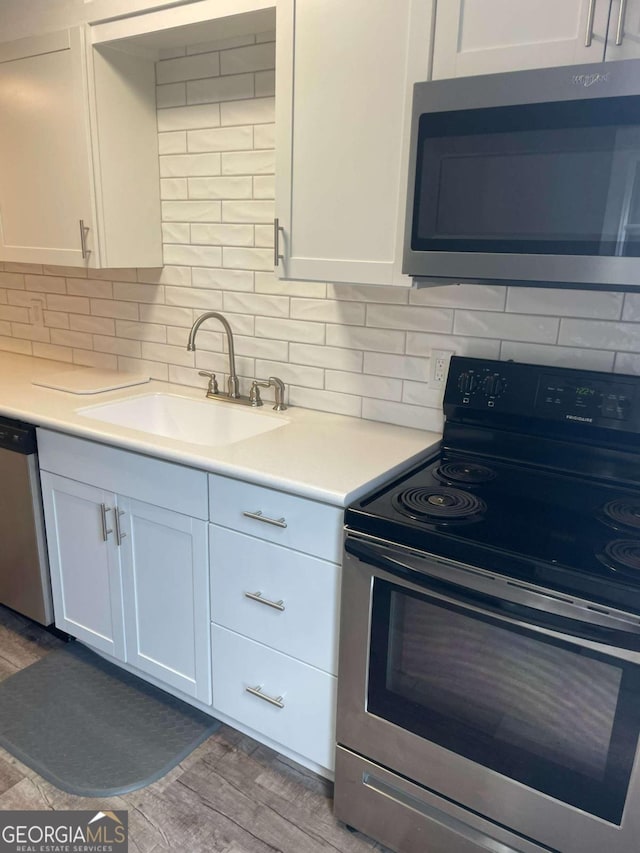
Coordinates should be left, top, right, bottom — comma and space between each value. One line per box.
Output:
186, 311, 240, 399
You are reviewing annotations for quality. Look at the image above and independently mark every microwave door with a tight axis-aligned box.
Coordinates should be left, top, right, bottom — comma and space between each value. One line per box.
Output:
603, 128, 640, 257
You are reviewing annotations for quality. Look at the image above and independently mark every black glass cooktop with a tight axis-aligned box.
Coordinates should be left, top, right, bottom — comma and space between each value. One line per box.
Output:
346, 449, 640, 614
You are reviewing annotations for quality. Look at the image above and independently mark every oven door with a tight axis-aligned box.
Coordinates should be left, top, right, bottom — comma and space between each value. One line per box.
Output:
337, 533, 640, 853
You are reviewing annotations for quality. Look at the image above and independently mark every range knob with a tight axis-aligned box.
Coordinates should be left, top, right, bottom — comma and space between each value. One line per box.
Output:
457, 372, 478, 395
482, 373, 506, 398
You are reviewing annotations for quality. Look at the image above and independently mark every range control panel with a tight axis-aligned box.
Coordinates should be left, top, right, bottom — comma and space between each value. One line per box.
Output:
444, 356, 640, 432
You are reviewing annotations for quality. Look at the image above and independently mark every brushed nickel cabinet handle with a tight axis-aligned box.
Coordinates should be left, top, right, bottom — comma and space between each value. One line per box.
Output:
79, 219, 91, 260
246, 685, 285, 708
585, 0, 597, 45
616, 0, 628, 44
273, 217, 284, 267
99, 503, 113, 541
114, 508, 127, 547
242, 509, 287, 528
244, 591, 285, 611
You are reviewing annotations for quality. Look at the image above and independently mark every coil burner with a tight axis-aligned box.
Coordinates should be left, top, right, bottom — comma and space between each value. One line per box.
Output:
601, 498, 640, 532
392, 487, 487, 524
436, 460, 497, 485
597, 539, 640, 574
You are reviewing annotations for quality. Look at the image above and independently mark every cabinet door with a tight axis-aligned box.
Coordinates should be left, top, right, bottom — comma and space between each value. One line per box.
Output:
432, 0, 611, 78
0, 30, 95, 266
275, 0, 433, 286
119, 498, 211, 704
605, 0, 640, 59
40, 472, 125, 658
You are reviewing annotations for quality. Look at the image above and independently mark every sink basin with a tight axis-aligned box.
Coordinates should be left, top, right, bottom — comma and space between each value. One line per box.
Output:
77, 392, 288, 447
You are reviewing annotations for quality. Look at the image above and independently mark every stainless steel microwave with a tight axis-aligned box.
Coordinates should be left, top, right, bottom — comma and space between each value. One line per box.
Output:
403, 59, 640, 291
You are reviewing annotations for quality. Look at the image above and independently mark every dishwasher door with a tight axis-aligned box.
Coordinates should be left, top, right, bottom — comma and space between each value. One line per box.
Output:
0, 439, 53, 626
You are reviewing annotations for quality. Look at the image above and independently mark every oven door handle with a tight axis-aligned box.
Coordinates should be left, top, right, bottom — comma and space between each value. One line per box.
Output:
345, 537, 640, 651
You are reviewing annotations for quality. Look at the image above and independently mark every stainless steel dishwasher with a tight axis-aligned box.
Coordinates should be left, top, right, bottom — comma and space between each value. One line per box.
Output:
0, 416, 53, 625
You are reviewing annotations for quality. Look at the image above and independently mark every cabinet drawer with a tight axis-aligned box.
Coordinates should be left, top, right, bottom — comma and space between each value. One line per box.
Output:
210, 526, 339, 674
208, 474, 343, 562
37, 429, 208, 519
212, 625, 336, 771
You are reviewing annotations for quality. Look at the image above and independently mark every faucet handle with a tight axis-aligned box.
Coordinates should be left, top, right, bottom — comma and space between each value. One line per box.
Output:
250, 380, 268, 407
198, 370, 219, 396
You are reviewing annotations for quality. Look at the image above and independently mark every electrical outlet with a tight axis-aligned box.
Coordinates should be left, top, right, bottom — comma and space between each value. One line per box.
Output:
429, 349, 454, 389
29, 298, 44, 328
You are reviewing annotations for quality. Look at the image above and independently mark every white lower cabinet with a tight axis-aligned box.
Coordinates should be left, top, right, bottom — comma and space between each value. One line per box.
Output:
212, 625, 337, 771
209, 473, 342, 772
40, 473, 126, 660
38, 430, 211, 704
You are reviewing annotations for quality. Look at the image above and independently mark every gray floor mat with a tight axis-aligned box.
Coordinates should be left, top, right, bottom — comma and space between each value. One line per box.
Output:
0, 642, 220, 797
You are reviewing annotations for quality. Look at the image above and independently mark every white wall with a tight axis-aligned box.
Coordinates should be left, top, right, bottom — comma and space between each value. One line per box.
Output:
0, 4, 639, 433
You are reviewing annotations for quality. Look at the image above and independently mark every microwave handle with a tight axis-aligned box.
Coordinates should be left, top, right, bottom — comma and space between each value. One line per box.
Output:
345, 536, 640, 652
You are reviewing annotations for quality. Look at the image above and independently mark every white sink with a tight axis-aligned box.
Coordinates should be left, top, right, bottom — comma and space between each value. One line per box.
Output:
77, 392, 288, 447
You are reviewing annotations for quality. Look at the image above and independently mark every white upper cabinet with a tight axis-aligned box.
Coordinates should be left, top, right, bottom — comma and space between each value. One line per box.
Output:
431, 0, 635, 79
0, 27, 162, 268
275, 0, 434, 287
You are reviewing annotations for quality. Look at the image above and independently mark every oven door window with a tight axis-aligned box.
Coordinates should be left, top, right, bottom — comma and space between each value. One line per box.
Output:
411, 95, 640, 257
368, 580, 640, 824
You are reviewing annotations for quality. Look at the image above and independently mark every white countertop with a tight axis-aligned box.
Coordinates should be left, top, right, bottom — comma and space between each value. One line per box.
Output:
0, 353, 441, 506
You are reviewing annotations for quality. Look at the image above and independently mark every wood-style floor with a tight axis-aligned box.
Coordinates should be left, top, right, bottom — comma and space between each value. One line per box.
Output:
0, 605, 389, 853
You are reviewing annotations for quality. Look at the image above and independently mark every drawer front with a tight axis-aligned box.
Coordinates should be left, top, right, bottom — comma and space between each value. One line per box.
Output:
210, 526, 339, 674
212, 625, 337, 771
209, 474, 343, 562
37, 428, 208, 519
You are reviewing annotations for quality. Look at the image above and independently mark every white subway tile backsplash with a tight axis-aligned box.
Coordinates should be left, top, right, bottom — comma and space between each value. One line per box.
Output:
157, 104, 220, 132
290, 343, 362, 372
223, 291, 288, 317
160, 178, 188, 200
499, 341, 615, 371
222, 150, 275, 175
253, 176, 274, 199
187, 73, 254, 105
454, 310, 559, 343
220, 42, 276, 76
189, 176, 252, 199
367, 304, 453, 333
256, 316, 325, 345
326, 370, 402, 402
156, 83, 187, 109
70, 315, 115, 335
506, 287, 623, 319
158, 131, 187, 155
410, 283, 506, 311
362, 398, 442, 432
3, 33, 635, 436
164, 245, 223, 267
289, 386, 362, 418
162, 201, 221, 222
222, 200, 274, 223
364, 352, 429, 382
559, 319, 640, 351
156, 52, 220, 85
191, 223, 254, 246
220, 97, 275, 127
326, 324, 405, 354
406, 332, 501, 359
255, 70, 275, 98
192, 267, 254, 292
187, 125, 253, 153
223, 246, 273, 271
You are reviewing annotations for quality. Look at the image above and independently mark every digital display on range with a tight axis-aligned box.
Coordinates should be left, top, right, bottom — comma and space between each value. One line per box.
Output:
536, 375, 632, 423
